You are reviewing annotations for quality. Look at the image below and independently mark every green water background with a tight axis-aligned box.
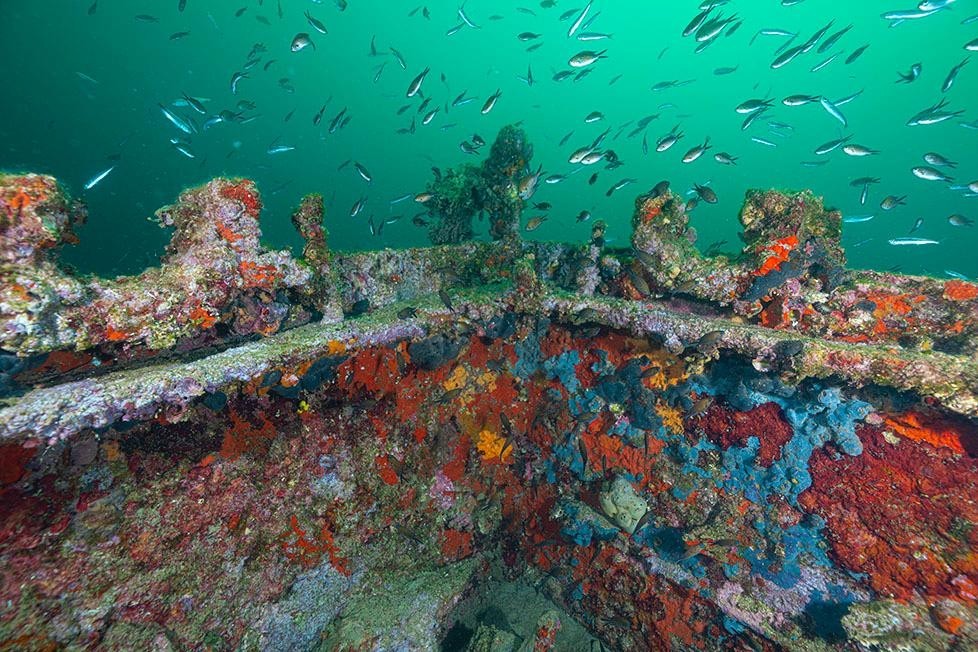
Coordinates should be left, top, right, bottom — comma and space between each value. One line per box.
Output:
1, 0, 975, 278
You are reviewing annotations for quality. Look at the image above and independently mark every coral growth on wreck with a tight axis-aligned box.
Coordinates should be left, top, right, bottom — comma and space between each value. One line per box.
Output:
2, 127, 978, 650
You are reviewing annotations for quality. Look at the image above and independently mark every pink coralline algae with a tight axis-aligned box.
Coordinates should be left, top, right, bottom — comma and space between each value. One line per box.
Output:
0, 174, 315, 356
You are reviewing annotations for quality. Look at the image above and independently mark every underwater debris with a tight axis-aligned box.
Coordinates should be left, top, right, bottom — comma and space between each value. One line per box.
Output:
1, 143, 978, 650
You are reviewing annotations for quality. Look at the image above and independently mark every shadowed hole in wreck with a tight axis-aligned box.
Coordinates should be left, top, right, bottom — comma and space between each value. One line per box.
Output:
440, 620, 474, 651
800, 601, 851, 645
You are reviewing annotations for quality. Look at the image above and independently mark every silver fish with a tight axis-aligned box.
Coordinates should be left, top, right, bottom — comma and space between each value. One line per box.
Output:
569, 50, 607, 68
897, 62, 922, 83
230, 71, 248, 95
481, 89, 502, 114
811, 52, 839, 72
912, 166, 953, 182
783, 94, 820, 106
681, 138, 711, 162
655, 130, 685, 152
291, 33, 315, 52
819, 97, 847, 127
880, 195, 906, 210
304, 10, 328, 35
814, 135, 851, 155
881, 8, 943, 21
942, 58, 969, 93
818, 24, 853, 53
907, 98, 964, 126
568, 1, 592, 38
390, 47, 407, 70
924, 152, 957, 167
843, 214, 875, 223
354, 162, 372, 182
83, 165, 116, 190
422, 107, 439, 125
889, 237, 939, 245
158, 104, 192, 133
771, 44, 805, 69
842, 144, 879, 157
173, 143, 195, 159
458, 2, 481, 29
406, 67, 430, 98
181, 93, 207, 114
735, 98, 773, 114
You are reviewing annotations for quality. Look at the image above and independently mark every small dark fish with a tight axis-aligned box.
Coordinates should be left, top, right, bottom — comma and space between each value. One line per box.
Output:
169, 31, 191, 40
897, 62, 922, 84
305, 10, 328, 34
313, 104, 326, 126
525, 215, 548, 231
649, 180, 670, 198
696, 330, 723, 353
354, 162, 372, 182
397, 306, 419, 319
439, 287, 455, 312
574, 307, 602, 324
578, 437, 589, 469
693, 184, 717, 204
688, 396, 713, 418
845, 44, 869, 64
390, 46, 407, 69
436, 387, 465, 405
406, 66, 430, 98
481, 89, 502, 114
627, 266, 650, 297
632, 248, 656, 268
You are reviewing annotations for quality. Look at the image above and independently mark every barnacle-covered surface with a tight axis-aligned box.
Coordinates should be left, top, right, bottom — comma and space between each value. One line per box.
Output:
2, 128, 978, 650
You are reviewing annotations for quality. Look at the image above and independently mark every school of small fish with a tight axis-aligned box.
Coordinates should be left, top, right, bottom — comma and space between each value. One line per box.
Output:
73, 0, 978, 279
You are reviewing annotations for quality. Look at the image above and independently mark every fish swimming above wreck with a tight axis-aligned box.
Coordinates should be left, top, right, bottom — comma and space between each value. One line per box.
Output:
1, 2, 978, 651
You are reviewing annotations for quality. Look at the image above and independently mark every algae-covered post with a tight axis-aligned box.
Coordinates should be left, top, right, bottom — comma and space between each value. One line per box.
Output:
424, 124, 533, 245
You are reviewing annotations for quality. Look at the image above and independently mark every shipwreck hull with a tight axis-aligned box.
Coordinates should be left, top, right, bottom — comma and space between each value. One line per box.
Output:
2, 130, 978, 650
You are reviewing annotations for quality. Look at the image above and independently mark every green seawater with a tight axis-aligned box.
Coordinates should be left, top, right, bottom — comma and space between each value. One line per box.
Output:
1, 1, 975, 278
